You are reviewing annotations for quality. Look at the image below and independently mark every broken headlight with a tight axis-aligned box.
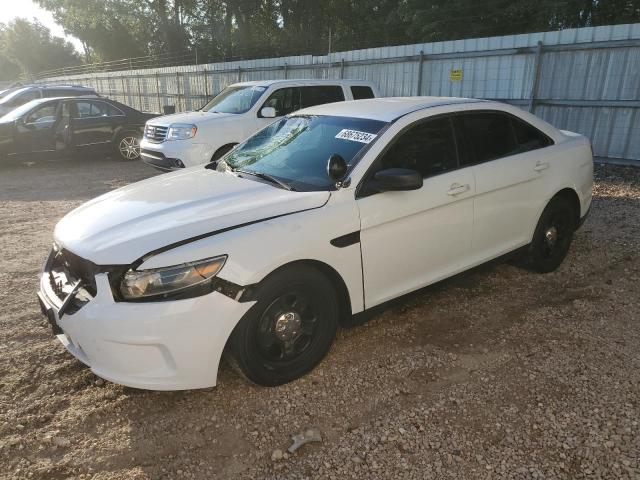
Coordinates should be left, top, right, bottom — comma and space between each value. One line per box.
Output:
119, 256, 227, 300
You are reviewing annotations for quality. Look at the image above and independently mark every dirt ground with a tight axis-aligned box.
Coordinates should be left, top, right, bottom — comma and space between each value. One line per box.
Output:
0, 155, 638, 480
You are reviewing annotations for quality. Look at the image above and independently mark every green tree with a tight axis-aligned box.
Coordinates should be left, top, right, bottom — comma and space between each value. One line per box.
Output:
0, 18, 80, 78
0, 24, 22, 81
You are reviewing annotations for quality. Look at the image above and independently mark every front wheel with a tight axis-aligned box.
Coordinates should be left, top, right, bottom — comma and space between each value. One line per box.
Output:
116, 134, 141, 161
525, 196, 576, 273
226, 265, 339, 386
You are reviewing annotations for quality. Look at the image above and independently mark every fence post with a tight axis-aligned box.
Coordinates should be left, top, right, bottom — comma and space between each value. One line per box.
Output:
416, 50, 424, 96
176, 71, 181, 112
155, 73, 161, 113
283, 62, 288, 79
340, 59, 345, 79
121, 75, 127, 104
204, 68, 210, 100
136, 74, 143, 111
528, 41, 544, 113
237, 66, 242, 83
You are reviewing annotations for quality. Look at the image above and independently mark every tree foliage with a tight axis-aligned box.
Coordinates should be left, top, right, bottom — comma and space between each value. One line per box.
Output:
0, 19, 80, 80
20, 0, 640, 70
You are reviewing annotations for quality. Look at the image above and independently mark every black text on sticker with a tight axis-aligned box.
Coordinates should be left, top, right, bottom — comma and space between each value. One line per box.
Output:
335, 129, 377, 144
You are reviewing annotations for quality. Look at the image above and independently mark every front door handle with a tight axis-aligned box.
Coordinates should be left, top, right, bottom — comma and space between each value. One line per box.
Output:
533, 161, 550, 172
446, 183, 470, 196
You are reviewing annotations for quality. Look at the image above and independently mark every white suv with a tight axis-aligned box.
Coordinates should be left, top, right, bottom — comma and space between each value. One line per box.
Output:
140, 79, 379, 171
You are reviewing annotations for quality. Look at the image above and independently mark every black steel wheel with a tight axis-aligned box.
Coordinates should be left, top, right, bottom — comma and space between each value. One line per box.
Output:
526, 196, 576, 273
227, 265, 339, 386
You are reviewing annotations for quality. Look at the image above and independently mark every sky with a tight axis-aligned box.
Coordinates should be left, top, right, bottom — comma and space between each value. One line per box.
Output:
0, 0, 83, 51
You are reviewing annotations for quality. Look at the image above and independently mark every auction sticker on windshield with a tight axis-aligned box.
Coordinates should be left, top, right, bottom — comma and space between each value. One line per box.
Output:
335, 129, 377, 143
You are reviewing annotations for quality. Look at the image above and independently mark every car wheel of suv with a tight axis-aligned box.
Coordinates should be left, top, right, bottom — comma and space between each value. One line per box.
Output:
526, 196, 576, 273
227, 265, 339, 386
116, 134, 141, 161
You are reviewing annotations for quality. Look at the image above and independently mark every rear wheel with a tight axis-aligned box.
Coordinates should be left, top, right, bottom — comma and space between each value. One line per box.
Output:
116, 133, 141, 161
227, 265, 339, 386
526, 196, 576, 273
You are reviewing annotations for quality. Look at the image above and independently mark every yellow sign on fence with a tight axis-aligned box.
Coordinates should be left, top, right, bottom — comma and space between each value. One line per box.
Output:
450, 69, 463, 82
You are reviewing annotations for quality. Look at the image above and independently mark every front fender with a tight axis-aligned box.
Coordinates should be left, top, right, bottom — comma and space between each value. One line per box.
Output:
138, 194, 365, 314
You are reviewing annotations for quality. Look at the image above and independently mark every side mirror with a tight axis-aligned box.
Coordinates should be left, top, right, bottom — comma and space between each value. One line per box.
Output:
373, 168, 423, 191
260, 106, 276, 118
327, 154, 348, 182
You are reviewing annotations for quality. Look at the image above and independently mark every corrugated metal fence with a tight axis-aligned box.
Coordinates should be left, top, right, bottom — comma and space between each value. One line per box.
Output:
40, 24, 640, 162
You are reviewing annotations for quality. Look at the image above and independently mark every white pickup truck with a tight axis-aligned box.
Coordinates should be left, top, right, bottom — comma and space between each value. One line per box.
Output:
140, 79, 379, 171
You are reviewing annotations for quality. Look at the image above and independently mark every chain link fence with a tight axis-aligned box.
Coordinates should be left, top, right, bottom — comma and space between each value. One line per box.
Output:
39, 24, 640, 163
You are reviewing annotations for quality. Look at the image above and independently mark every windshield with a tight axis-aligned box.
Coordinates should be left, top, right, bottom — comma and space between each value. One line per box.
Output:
0, 87, 21, 100
200, 85, 267, 114
0, 99, 46, 122
217, 115, 387, 191
0, 87, 30, 105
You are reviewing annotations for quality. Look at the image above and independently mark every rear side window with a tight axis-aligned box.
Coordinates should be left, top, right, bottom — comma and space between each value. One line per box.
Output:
512, 117, 553, 152
74, 100, 110, 118
457, 112, 518, 165
380, 117, 458, 178
351, 86, 375, 100
300, 86, 344, 108
45, 89, 74, 98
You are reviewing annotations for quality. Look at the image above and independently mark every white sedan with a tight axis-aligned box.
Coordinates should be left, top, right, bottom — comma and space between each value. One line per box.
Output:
37, 97, 593, 390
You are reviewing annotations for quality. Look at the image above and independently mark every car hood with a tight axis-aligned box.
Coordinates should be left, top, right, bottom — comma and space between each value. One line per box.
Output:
54, 167, 330, 265
147, 111, 238, 127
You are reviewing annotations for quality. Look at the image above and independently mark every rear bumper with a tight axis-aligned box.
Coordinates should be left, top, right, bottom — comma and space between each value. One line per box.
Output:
38, 269, 254, 390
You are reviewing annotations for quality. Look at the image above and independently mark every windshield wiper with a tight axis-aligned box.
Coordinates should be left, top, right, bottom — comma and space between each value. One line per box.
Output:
234, 169, 295, 191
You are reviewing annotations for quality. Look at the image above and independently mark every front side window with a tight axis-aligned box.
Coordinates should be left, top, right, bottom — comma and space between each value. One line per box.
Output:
201, 85, 267, 114
300, 86, 344, 108
25, 102, 59, 124
379, 117, 458, 178
218, 115, 387, 191
262, 87, 302, 117
457, 112, 518, 165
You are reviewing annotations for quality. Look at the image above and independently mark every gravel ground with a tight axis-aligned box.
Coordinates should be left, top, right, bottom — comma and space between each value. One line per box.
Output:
0, 155, 638, 480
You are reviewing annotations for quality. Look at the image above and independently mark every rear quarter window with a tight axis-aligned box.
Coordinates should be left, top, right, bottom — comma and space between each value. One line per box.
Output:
511, 117, 553, 153
351, 86, 375, 100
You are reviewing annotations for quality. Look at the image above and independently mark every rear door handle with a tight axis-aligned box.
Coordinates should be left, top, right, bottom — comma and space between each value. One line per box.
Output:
446, 183, 470, 196
533, 161, 550, 172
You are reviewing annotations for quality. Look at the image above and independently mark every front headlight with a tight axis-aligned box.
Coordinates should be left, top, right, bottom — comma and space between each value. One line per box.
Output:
167, 123, 197, 141
119, 256, 226, 300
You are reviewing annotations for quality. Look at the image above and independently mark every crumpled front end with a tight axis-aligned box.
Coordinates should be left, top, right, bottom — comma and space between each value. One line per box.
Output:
37, 247, 255, 390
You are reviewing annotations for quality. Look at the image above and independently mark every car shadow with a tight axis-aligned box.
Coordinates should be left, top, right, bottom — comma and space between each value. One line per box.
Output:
0, 153, 159, 203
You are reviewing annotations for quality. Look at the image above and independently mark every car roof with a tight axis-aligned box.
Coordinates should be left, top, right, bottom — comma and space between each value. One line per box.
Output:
16, 95, 102, 108
230, 79, 377, 88
294, 96, 491, 122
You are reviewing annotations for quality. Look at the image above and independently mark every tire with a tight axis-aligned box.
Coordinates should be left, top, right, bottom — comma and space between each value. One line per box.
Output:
525, 196, 576, 273
115, 133, 141, 161
226, 265, 339, 386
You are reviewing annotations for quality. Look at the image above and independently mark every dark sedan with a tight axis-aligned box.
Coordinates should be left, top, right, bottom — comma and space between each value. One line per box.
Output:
0, 97, 158, 161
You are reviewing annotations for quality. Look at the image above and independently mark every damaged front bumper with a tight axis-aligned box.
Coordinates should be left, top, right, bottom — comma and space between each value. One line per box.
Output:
37, 248, 255, 390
